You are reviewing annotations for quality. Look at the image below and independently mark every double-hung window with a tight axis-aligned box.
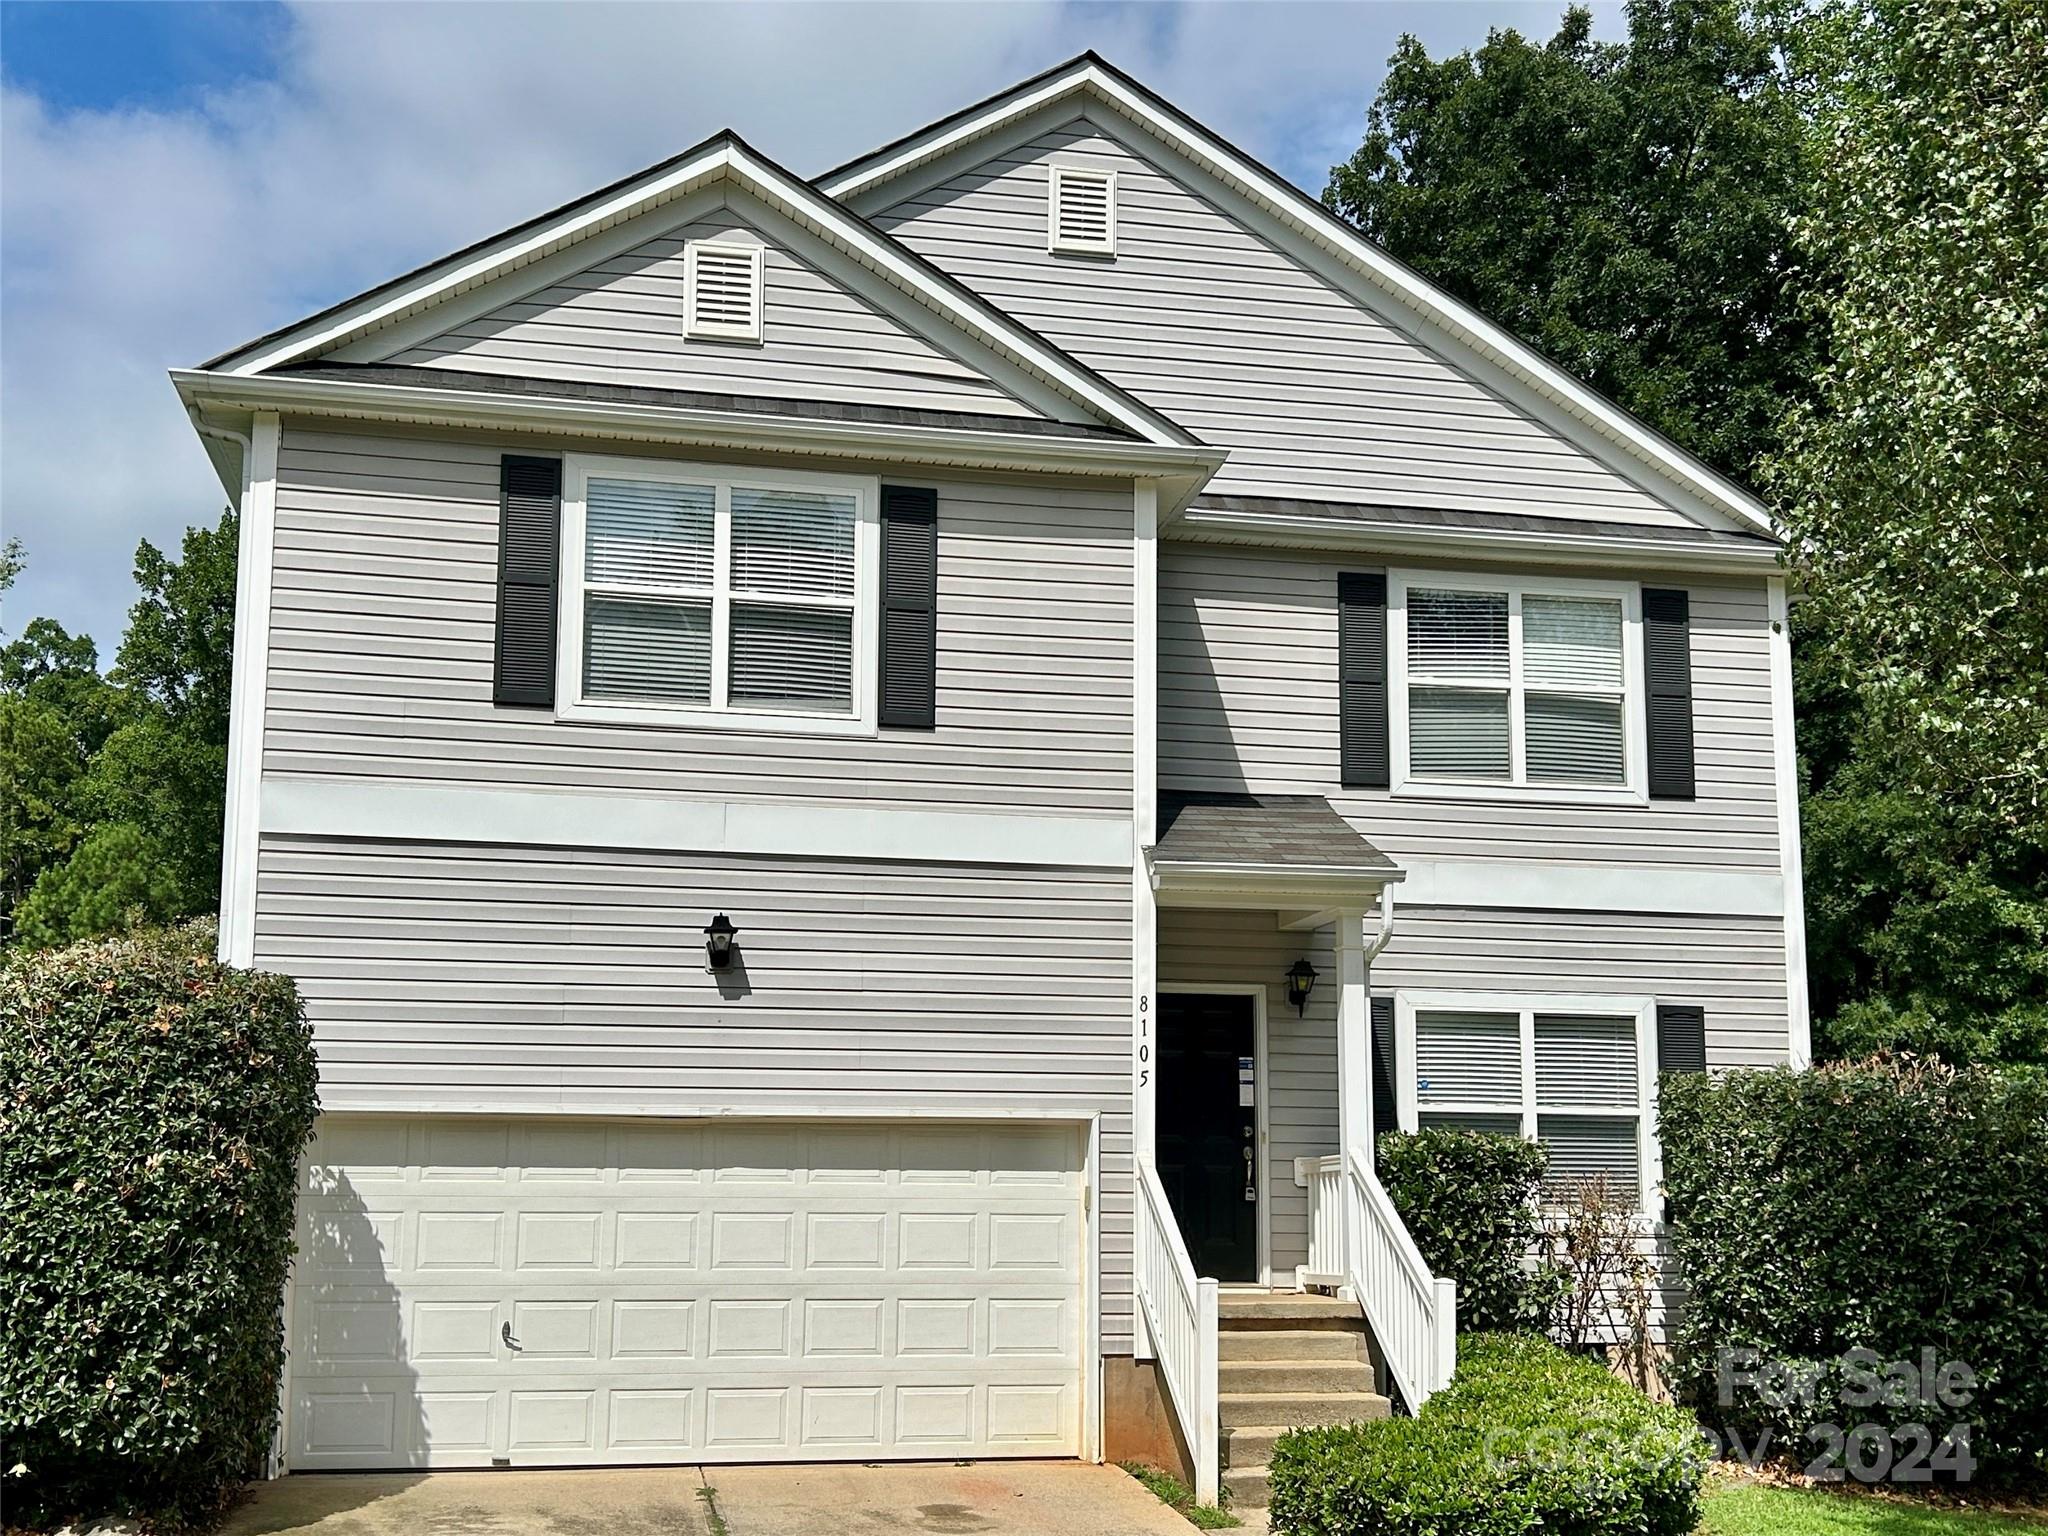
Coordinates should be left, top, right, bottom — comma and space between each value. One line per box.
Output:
1390, 572, 1643, 798
1396, 992, 1657, 1207
559, 456, 878, 731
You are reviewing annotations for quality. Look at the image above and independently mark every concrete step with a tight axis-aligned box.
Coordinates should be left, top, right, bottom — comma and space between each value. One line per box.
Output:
1217, 1294, 1365, 1327
1219, 1391, 1393, 1429
1223, 1464, 1272, 1509
1219, 1327, 1366, 1363
1221, 1424, 1292, 1467
1219, 1359, 1376, 1395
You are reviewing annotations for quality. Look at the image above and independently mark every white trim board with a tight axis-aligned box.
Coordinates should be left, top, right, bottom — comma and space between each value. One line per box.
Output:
259, 777, 1135, 870
1396, 859, 1784, 918
823, 57, 1776, 540
217, 412, 279, 967
1767, 578, 1812, 1067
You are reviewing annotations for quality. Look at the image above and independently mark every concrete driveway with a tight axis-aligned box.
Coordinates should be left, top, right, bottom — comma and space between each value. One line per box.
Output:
218, 1460, 1200, 1535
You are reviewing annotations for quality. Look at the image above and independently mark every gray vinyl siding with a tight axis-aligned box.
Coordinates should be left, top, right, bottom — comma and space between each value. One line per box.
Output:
1158, 904, 1787, 1282
265, 425, 1133, 816
873, 109, 1683, 524
1159, 542, 1781, 869
389, 200, 1039, 419
254, 834, 1139, 1351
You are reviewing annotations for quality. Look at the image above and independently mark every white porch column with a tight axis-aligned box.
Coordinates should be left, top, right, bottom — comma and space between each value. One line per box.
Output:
1334, 907, 1371, 1168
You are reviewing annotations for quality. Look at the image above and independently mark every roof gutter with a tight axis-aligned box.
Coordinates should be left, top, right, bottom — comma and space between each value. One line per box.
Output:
171, 369, 1226, 489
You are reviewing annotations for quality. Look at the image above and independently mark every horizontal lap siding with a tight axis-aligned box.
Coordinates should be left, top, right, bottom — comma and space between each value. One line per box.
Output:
265, 427, 1133, 814
1159, 544, 1781, 869
255, 836, 1139, 1351
875, 112, 1681, 523
391, 202, 1036, 418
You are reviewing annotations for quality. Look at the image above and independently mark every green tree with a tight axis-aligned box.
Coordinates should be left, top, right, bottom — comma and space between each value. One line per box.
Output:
1324, 0, 1815, 478
2, 514, 238, 948
1769, 0, 2048, 1063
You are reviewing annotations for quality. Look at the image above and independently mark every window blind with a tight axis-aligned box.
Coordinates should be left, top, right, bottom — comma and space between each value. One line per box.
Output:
1534, 1015, 1638, 1107
732, 487, 855, 598
730, 604, 853, 711
586, 478, 713, 588
1414, 1010, 1522, 1104
584, 595, 710, 703
1538, 1114, 1641, 1203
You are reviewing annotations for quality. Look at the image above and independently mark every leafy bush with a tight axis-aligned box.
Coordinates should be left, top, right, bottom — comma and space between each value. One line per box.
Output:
1376, 1127, 1565, 1332
0, 921, 318, 1529
1660, 1057, 2048, 1480
1267, 1333, 1707, 1536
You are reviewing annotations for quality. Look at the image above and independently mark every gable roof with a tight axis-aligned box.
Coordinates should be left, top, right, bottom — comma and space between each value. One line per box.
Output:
821, 52, 1776, 540
198, 129, 1197, 452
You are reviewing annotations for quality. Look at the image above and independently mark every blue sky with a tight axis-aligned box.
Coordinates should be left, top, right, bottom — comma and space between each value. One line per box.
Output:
0, 0, 1619, 651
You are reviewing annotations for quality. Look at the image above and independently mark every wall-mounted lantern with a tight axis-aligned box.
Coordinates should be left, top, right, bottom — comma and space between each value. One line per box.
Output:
703, 913, 739, 972
1285, 958, 1318, 1016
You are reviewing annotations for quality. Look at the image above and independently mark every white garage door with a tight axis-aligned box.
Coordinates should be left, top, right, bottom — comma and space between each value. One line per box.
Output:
290, 1116, 1085, 1469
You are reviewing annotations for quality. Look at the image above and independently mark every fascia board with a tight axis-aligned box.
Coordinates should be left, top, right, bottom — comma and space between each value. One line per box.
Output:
1174, 507, 1784, 577
170, 369, 1225, 479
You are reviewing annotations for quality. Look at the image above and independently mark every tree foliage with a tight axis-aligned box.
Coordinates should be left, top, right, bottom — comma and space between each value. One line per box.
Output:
1770, 0, 2048, 829
2, 513, 238, 948
1324, 0, 1815, 479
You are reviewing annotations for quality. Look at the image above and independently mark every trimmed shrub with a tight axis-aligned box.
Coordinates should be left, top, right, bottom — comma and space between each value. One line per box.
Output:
1, 921, 318, 1529
1659, 1057, 2048, 1480
1377, 1127, 1565, 1332
1267, 1333, 1707, 1536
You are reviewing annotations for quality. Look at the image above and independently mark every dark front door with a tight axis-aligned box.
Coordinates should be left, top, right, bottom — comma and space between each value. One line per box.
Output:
1157, 993, 1258, 1282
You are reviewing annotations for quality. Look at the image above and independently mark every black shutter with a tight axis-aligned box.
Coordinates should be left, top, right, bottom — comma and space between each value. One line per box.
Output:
1656, 1003, 1708, 1075
493, 455, 562, 707
1340, 572, 1390, 789
1370, 994, 1398, 1162
879, 484, 938, 729
1643, 587, 1695, 799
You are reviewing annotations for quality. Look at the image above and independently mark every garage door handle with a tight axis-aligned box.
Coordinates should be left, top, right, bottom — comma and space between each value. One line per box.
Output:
501, 1322, 521, 1352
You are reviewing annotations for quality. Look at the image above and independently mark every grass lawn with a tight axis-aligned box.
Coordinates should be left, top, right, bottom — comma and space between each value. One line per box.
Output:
1703, 1479, 2048, 1535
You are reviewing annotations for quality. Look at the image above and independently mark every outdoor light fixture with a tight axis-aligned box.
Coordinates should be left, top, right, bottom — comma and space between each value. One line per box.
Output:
703, 913, 738, 972
1286, 958, 1318, 1015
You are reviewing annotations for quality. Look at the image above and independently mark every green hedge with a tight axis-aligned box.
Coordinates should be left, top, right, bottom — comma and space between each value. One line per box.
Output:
1267, 1333, 1706, 1536
1377, 1127, 1564, 1333
1659, 1057, 2048, 1480
0, 922, 318, 1529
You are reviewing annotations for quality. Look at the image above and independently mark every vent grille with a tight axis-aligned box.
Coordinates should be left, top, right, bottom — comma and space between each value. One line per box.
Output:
1048, 165, 1116, 254
685, 240, 764, 340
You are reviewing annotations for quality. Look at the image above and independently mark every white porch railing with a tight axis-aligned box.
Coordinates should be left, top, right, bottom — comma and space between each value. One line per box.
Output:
1304, 1151, 1458, 1410
1301, 1154, 1346, 1288
1133, 1157, 1219, 1505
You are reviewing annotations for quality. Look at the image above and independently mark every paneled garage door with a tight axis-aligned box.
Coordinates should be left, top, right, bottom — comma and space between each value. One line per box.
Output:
290, 1116, 1086, 1469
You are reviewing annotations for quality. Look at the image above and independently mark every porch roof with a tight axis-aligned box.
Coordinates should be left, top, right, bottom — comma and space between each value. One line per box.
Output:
1149, 793, 1401, 907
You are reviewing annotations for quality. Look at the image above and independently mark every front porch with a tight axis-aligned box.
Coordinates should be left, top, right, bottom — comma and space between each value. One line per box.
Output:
1129, 794, 1458, 1507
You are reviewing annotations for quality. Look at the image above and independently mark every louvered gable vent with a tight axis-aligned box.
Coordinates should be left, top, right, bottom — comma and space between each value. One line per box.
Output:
684, 240, 764, 341
1048, 165, 1116, 255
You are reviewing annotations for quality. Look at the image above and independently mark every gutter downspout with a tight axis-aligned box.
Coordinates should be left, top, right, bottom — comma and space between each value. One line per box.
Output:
187, 404, 253, 511
1363, 883, 1396, 964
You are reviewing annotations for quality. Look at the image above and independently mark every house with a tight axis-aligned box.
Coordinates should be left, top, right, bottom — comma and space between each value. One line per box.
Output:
175, 53, 1805, 1509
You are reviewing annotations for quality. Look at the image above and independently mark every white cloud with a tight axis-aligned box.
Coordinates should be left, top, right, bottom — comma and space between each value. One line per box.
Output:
0, 0, 1606, 649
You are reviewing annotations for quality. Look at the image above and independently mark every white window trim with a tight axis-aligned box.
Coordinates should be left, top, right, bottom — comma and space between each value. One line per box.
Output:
1047, 163, 1117, 256
683, 238, 765, 342
1392, 989, 1661, 1212
1388, 568, 1648, 805
557, 452, 881, 736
